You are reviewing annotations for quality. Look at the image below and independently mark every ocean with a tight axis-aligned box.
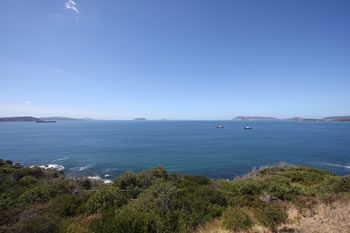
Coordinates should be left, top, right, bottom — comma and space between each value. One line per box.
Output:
0, 120, 349, 179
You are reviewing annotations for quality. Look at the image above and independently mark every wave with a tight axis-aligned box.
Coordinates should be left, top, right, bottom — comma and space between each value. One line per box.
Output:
53, 157, 69, 162
322, 162, 350, 169
31, 164, 65, 171
104, 168, 121, 172
70, 165, 92, 172
87, 175, 112, 184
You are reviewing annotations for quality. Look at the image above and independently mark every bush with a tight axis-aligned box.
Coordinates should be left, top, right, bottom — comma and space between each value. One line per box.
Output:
19, 180, 74, 204
86, 186, 128, 213
256, 203, 288, 232
17, 212, 61, 233
184, 175, 210, 185
222, 207, 253, 231
333, 175, 350, 192
13, 167, 44, 181
19, 176, 38, 186
113, 171, 138, 189
50, 194, 90, 217
259, 166, 335, 185
261, 176, 307, 200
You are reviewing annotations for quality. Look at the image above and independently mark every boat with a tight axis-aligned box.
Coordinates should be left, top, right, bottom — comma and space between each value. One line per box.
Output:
217, 125, 224, 128
244, 126, 252, 130
36, 120, 56, 123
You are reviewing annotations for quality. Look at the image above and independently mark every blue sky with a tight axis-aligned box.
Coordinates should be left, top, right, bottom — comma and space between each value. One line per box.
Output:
1, 0, 349, 120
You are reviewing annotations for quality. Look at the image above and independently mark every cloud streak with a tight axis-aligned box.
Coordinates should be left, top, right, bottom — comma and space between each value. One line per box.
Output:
65, 0, 80, 14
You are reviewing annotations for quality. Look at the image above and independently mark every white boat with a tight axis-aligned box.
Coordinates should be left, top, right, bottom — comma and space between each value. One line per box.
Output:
217, 125, 224, 128
244, 126, 252, 129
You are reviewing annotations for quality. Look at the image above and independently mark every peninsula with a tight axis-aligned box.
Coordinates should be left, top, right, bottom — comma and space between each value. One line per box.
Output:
0, 116, 84, 122
233, 116, 279, 121
134, 117, 147, 120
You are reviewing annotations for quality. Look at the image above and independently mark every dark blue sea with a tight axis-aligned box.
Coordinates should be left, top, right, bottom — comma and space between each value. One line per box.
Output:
0, 120, 349, 179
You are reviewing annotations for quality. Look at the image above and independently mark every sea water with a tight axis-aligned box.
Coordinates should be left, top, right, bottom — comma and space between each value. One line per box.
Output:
0, 120, 349, 179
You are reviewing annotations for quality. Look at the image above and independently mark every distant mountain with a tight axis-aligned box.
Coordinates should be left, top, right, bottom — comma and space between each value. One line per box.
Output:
286, 117, 304, 121
0, 116, 40, 122
40, 117, 83, 121
322, 116, 350, 122
286, 117, 322, 122
0, 116, 84, 122
287, 116, 350, 122
134, 118, 146, 120
232, 116, 279, 120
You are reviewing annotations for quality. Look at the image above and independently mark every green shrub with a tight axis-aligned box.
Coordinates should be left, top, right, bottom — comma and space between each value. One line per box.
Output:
333, 175, 350, 192
256, 203, 288, 232
261, 176, 307, 200
13, 167, 44, 181
259, 166, 335, 185
18, 212, 62, 233
222, 207, 253, 231
19, 184, 55, 204
184, 175, 210, 185
19, 176, 38, 186
78, 178, 92, 190
50, 194, 90, 216
86, 186, 128, 213
113, 171, 138, 189
18, 180, 74, 204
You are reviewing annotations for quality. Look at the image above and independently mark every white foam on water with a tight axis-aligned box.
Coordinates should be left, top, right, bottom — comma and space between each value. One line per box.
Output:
70, 164, 92, 172
87, 175, 112, 184
53, 157, 69, 162
87, 175, 101, 180
104, 168, 121, 172
322, 162, 350, 169
33, 164, 65, 170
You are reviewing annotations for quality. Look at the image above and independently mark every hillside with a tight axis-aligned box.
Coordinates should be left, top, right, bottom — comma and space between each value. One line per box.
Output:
0, 159, 349, 233
322, 116, 350, 122
287, 116, 350, 122
233, 116, 279, 120
0, 116, 83, 122
134, 117, 147, 120
40, 117, 83, 121
0, 116, 40, 122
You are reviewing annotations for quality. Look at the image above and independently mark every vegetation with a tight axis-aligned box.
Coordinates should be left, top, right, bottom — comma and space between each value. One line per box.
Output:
0, 159, 349, 233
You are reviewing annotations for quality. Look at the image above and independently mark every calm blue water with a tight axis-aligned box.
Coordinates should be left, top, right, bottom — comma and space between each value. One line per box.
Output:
0, 120, 349, 179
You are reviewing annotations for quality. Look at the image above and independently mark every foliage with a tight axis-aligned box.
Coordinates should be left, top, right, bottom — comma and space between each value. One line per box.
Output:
333, 175, 350, 192
86, 185, 128, 213
256, 202, 288, 232
1, 159, 349, 233
222, 207, 253, 231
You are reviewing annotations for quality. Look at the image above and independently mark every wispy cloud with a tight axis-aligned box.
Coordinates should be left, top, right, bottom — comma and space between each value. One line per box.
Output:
24, 101, 31, 105
65, 0, 80, 14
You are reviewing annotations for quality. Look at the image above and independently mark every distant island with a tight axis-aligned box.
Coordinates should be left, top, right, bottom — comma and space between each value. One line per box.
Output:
232, 116, 350, 122
0, 116, 40, 122
40, 117, 83, 121
287, 116, 350, 122
232, 116, 279, 121
134, 117, 147, 120
0, 116, 85, 122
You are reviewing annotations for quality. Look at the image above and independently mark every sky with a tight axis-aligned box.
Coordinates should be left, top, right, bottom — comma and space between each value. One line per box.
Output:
1, 0, 349, 120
